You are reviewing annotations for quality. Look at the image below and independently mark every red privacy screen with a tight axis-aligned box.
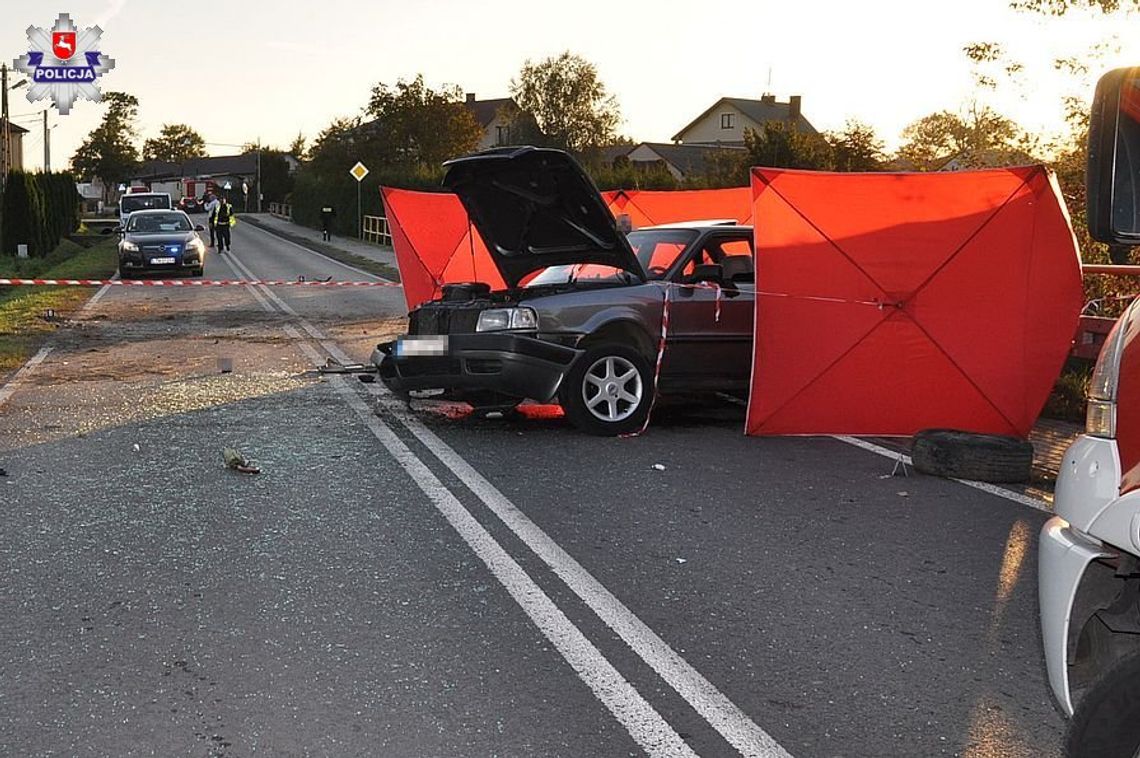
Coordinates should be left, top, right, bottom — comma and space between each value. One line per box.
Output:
381, 186, 752, 312
745, 166, 1084, 438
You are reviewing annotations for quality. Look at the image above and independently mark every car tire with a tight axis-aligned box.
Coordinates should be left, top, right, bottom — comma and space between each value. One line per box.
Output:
192, 267, 204, 278
1066, 649, 1140, 758
910, 428, 1033, 483
560, 343, 654, 436
118, 268, 134, 280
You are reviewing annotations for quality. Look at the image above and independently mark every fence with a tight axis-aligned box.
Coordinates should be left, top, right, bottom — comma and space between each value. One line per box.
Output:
363, 215, 392, 246
1075, 265, 1140, 360
268, 202, 292, 220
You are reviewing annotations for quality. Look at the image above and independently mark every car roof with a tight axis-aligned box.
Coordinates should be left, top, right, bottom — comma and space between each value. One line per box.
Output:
638, 221, 753, 232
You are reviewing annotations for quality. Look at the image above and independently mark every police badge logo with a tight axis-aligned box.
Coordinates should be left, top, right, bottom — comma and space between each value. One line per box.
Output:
13, 13, 115, 115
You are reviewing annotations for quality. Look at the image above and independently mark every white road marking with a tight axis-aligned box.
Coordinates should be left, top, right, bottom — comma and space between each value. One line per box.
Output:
0, 345, 54, 408
230, 240, 794, 757
716, 395, 1053, 514
369, 384, 794, 758
0, 277, 115, 409
241, 219, 394, 283
228, 247, 705, 758
832, 435, 1051, 513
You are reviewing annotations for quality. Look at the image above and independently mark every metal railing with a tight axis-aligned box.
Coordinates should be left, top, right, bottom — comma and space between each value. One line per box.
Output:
1076, 265, 1140, 359
268, 202, 292, 220
363, 215, 392, 246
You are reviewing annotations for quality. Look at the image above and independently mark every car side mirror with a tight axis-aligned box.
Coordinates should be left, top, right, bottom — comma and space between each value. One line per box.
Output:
1088, 66, 1140, 245
689, 263, 724, 284
112, 225, 123, 234
194, 225, 205, 232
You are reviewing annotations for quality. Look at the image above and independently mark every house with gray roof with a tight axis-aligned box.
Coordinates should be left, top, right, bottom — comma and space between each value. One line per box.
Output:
671, 95, 816, 146
464, 93, 516, 150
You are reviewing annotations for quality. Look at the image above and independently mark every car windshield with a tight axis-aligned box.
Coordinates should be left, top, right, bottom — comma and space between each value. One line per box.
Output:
121, 195, 171, 214
127, 213, 191, 233
526, 229, 698, 287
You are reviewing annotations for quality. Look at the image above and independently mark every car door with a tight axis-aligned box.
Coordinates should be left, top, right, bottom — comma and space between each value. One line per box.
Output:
660, 232, 754, 390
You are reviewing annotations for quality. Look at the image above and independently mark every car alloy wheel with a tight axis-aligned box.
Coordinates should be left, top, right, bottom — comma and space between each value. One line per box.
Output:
582, 355, 643, 423
560, 342, 654, 436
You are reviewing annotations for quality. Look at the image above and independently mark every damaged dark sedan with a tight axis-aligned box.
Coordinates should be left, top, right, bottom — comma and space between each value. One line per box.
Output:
373, 147, 755, 435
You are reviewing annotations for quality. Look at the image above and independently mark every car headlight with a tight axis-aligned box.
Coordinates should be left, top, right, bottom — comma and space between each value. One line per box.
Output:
187, 238, 205, 253
476, 307, 538, 332
120, 240, 139, 252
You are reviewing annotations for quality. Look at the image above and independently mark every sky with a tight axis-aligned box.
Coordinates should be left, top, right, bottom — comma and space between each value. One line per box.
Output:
4, 0, 1140, 172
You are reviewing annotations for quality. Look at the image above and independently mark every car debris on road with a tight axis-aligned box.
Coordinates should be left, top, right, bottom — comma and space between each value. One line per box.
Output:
223, 448, 261, 475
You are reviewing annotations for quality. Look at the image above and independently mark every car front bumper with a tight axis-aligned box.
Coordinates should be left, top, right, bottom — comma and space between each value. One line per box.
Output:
120, 254, 203, 272
1039, 517, 1114, 716
373, 332, 581, 402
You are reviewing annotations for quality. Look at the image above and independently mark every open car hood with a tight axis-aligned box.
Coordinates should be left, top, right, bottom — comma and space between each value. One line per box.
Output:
442, 147, 643, 287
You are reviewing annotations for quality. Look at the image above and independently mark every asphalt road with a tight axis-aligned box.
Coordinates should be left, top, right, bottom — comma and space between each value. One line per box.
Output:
0, 222, 1066, 757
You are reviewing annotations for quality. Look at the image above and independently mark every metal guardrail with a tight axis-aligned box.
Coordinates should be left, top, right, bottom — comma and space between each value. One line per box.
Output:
268, 202, 292, 220
1076, 265, 1140, 360
363, 215, 392, 246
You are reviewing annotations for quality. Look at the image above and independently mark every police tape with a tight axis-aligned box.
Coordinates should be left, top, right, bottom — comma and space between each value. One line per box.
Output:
0, 278, 401, 287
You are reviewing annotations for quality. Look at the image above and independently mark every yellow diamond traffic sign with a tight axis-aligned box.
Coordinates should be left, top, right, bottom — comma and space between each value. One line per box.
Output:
349, 161, 370, 182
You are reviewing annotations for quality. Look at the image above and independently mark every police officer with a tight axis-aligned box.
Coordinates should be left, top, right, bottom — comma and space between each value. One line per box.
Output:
215, 197, 235, 253
203, 193, 220, 247
320, 205, 336, 241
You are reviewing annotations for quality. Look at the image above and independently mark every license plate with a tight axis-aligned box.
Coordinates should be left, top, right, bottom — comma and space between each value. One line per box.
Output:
397, 335, 448, 357
150, 256, 176, 264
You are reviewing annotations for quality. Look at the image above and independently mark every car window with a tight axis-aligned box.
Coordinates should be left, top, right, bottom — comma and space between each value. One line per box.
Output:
120, 195, 171, 214
682, 235, 754, 277
627, 229, 697, 279
127, 213, 191, 233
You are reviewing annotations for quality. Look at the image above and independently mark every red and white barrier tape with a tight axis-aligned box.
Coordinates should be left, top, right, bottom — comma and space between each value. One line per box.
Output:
0, 278, 400, 287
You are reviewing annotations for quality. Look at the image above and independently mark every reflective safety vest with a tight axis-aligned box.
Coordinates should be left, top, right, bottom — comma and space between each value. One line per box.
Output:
216, 203, 234, 226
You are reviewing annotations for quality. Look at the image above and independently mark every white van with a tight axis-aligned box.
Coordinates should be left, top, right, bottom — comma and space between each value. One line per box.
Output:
118, 192, 171, 227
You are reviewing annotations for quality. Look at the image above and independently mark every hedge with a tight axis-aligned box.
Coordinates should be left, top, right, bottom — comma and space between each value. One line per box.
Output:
0, 170, 81, 257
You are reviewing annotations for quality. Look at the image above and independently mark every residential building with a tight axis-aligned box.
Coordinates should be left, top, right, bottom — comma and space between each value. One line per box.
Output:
622, 142, 747, 181
464, 93, 516, 150
671, 95, 816, 146
2, 120, 28, 172
127, 153, 261, 203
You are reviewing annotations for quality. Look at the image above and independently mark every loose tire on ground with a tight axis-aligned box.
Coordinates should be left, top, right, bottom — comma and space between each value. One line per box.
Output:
910, 428, 1033, 483
1066, 649, 1140, 758
559, 343, 654, 436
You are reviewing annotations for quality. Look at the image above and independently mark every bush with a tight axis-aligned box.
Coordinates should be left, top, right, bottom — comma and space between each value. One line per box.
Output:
1042, 360, 1092, 423
0, 170, 80, 257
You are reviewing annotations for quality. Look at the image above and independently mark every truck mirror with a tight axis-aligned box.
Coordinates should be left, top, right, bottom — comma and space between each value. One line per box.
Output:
1088, 66, 1140, 245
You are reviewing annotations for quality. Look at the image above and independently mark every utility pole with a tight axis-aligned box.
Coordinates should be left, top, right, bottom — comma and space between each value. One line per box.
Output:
2, 63, 10, 192
43, 110, 50, 172
256, 146, 262, 213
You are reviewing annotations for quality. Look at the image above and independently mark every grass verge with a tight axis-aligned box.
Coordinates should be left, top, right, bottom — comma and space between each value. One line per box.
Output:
241, 215, 402, 282
0, 236, 118, 375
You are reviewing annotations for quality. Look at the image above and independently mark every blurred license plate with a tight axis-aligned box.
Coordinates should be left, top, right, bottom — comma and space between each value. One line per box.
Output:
151, 256, 176, 264
397, 336, 448, 357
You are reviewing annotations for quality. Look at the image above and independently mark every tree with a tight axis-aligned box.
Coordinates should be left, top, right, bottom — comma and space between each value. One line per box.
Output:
288, 132, 307, 162
827, 120, 885, 171
743, 121, 832, 170
70, 92, 140, 200
306, 116, 362, 174
510, 52, 621, 153
142, 123, 206, 162
1011, 0, 1138, 13
364, 74, 484, 168
895, 104, 1035, 170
